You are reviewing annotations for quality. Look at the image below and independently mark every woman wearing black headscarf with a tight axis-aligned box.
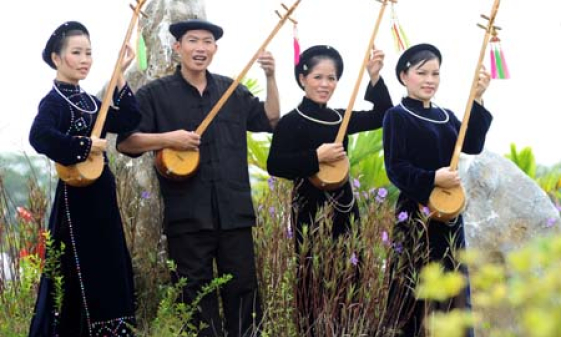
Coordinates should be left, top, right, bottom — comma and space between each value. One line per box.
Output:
28, 21, 139, 336
267, 44, 393, 335
383, 43, 493, 337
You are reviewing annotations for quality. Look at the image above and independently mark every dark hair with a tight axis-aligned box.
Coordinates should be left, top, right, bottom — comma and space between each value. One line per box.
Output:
403, 50, 440, 74
51, 29, 90, 58
300, 54, 342, 79
294, 45, 344, 90
43, 21, 90, 69
395, 43, 442, 85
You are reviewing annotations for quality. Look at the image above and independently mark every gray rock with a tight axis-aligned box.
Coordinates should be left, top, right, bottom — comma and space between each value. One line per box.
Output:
460, 150, 560, 336
462, 150, 560, 254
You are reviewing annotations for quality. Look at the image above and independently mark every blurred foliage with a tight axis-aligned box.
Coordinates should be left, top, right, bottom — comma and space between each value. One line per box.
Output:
417, 231, 561, 337
505, 143, 561, 201
506, 143, 537, 179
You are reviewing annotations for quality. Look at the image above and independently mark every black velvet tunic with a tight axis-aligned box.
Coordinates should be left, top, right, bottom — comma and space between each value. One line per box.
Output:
382, 97, 492, 336
267, 79, 393, 240
28, 81, 140, 337
383, 96, 493, 222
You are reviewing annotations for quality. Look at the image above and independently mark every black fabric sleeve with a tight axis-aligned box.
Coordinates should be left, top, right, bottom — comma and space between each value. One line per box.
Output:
104, 84, 141, 134
347, 77, 394, 134
29, 98, 93, 166
461, 101, 493, 154
115, 85, 157, 158
267, 115, 319, 180
238, 84, 273, 133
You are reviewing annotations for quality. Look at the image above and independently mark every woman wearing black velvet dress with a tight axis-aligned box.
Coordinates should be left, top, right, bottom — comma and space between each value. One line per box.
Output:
383, 43, 493, 337
28, 21, 139, 337
266, 45, 393, 335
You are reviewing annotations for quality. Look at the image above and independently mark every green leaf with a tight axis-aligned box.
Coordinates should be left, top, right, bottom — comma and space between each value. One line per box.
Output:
137, 34, 148, 71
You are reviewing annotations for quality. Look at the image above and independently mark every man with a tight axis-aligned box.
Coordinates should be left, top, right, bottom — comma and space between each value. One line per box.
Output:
117, 19, 279, 337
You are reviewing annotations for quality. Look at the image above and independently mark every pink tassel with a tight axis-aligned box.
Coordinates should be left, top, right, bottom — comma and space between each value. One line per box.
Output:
489, 33, 510, 80
390, 3, 409, 52
499, 47, 510, 79
490, 45, 498, 79
293, 24, 300, 65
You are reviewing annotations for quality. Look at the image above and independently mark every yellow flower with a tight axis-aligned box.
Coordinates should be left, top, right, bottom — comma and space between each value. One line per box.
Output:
471, 264, 505, 290
507, 248, 533, 273
522, 308, 557, 337
458, 249, 481, 266
427, 309, 475, 337
416, 263, 466, 301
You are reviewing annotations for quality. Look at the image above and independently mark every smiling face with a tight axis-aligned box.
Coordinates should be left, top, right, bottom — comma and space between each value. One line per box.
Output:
174, 29, 217, 74
299, 58, 338, 105
400, 58, 441, 105
52, 34, 92, 85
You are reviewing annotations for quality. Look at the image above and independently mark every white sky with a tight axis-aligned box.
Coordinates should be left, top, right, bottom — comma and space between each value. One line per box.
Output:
1, 0, 560, 165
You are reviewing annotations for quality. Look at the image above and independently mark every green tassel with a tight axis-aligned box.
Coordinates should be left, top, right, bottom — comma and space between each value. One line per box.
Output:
137, 34, 148, 71
493, 46, 505, 79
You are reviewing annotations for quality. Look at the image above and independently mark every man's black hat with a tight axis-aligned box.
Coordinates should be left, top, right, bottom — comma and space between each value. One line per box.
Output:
43, 21, 89, 69
169, 19, 224, 41
395, 43, 442, 85
294, 45, 344, 90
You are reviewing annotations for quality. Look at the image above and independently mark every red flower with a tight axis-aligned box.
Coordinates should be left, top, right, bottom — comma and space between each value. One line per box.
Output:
19, 248, 29, 258
34, 230, 47, 260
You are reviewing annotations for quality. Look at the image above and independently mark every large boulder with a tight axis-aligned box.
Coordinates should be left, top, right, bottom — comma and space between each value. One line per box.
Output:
461, 150, 560, 336
462, 150, 560, 253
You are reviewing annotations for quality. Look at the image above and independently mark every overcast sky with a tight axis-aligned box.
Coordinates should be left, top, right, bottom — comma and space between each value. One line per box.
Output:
1, 0, 560, 165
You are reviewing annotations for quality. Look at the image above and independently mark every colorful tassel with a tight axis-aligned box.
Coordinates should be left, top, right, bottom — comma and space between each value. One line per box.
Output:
390, 3, 409, 52
293, 23, 300, 65
489, 34, 510, 79
136, 26, 148, 71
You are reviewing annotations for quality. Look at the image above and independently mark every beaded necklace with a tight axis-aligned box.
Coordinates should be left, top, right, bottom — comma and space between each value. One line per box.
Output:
53, 83, 98, 114
295, 106, 342, 126
399, 101, 450, 124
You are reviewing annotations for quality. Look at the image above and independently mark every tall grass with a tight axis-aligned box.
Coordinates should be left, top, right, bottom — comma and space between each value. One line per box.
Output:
5, 147, 559, 336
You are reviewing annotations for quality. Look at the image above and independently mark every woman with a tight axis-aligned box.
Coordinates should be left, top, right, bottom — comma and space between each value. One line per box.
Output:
383, 43, 492, 336
266, 45, 393, 334
28, 21, 139, 336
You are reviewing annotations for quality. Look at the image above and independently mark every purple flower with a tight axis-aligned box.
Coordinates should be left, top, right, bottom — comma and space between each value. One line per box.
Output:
397, 211, 409, 223
546, 218, 556, 228
393, 242, 403, 254
141, 191, 151, 199
362, 191, 369, 200
376, 188, 388, 203
286, 225, 293, 239
350, 252, 359, 266
268, 176, 276, 191
377, 188, 388, 198
257, 204, 264, 212
422, 206, 431, 216
353, 178, 361, 189
354, 191, 360, 200
381, 231, 390, 245
556, 205, 561, 212
268, 206, 276, 217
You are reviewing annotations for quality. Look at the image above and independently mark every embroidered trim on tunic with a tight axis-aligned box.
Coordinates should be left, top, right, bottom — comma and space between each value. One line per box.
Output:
91, 315, 136, 337
62, 184, 93, 334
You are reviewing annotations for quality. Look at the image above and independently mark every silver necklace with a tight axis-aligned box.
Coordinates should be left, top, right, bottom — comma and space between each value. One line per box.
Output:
53, 84, 98, 114
400, 101, 449, 124
324, 189, 355, 213
295, 106, 342, 126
